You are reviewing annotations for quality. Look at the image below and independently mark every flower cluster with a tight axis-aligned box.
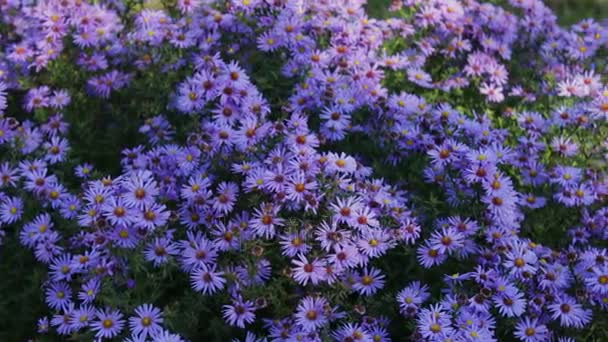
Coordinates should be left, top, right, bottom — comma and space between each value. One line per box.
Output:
0, 0, 607, 341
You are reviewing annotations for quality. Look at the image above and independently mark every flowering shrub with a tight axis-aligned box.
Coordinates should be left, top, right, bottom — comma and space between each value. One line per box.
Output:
0, 0, 607, 341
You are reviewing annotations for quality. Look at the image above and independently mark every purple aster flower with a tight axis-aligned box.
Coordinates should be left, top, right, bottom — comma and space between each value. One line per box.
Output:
551, 136, 578, 157
330, 196, 363, 225
285, 173, 317, 203
78, 278, 101, 304
494, 288, 526, 318
91, 308, 125, 339
417, 305, 454, 339
72, 304, 96, 330
41, 114, 69, 136
21, 213, 54, 247
111, 225, 138, 249
75, 163, 94, 179
46, 281, 72, 310
353, 267, 386, 296
49, 253, 74, 282
548, 296, 592, 328
179, 232, 218, 271
514, 317, 549, 342
295, 296, 329, 332
429, 227, 464, 255
212, 181, 239, 214
279, 231, 311, 257
0, 82, 6, 114
480, 82, 504, 102
222, 296, 256, 328
250, 203, 285, 239
135, 203, 170, 231
396, 281, 430, 316
585, 266, 608, 294
123, 170, 159, 209
153, 329, 185, 342
407, 68, 433, 88
292, 254, 326, 286
0, 118, 15, 145
332, 323, 371, 342
51, 304, 77, 335
503, 242, 538, 277
190, 264, 226, 295
129, 304, 164, 338
327, 152, 358, 175
0, 196, 23, 224
37, 316, 50, 333
417, 242, 447, 268
24, 168, 57, 195
0, 162, 19, 188
102, 196, 135, 226
49, 89, 71, 109
144, 237, 179, 267
24, 86, 51, 112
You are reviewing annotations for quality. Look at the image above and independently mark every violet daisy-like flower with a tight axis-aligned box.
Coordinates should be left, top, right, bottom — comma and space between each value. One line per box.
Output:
180, 233, 218, 271
0, 162, 19, 188
49, 253, 74, 282
295, 296, 329, 332
480, 82, 504, 102
285, 172, 317, 203
71, 304, 95, 330
43, 136, 70, 164
0, 196, 23, 224
91, 308, 125, 339
332, 323, 371, 342
358, 230, 392, 258
135, 203, 170, 231
327, 152, 357, 174
45, 281, 72, 310
514, 317, 549, 342
222, 296, 256, 328
0, 118, 14, 145
548, 295, 592, 328
494, 288, 526, 318
75, 163, 93, 179
0, 82, 6, 114
503, 242, 538, 277
78, 278, 100, 304
153, 329, 185, 342
397, 281, 430, 316
417, 242, 447, 268
250, 203, 285, 239
328, 244, 361, 271
330, 196, 363, 225
129, 304, 164, 338
551, 136, 578, 157
123, 170, 159, 209
144, 237, 179, 267
37, 316, 50, 333
353, 267, 386, 296
50, 304, 77, 335
279, 231, 311, 257
429, 227, 464, 255
102, 196, 134, 226
190, 264, 226, 295
212, 181, 239, 215
291, 253, 325, 286
585, 266, 608, 294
